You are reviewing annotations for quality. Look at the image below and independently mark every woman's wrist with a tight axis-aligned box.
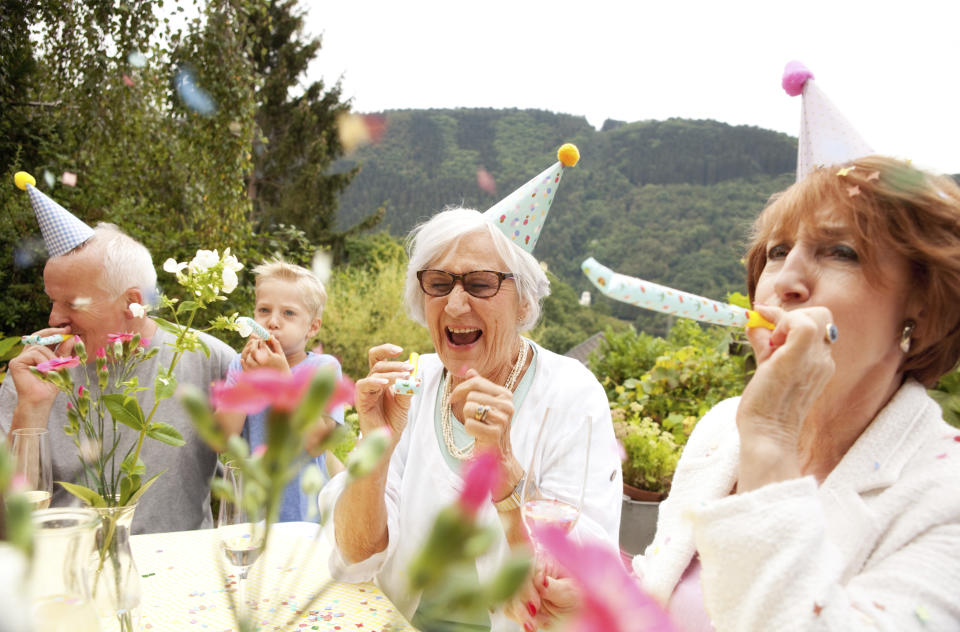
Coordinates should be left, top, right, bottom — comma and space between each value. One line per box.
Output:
737, 434, 801, 492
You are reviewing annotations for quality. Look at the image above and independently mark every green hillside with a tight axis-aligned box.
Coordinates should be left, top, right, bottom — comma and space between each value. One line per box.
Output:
335, 109, 798, 334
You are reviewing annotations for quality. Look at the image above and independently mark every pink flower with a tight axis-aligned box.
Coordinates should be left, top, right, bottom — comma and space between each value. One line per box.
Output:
107, 332, 135, 344
139, 338, 150, 348
96, 347, 106, 359
252, 444, 267, 458
329, 373, 355, 410
35, 356, 81, 373
212, 368, 354, 415
533, 525, 676, 632
458, 450, 500, 518
78, 385, 85, 397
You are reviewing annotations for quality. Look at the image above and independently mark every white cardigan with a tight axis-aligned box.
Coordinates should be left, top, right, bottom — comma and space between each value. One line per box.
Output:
322, 344, 623, 631
634, 379, 960, 631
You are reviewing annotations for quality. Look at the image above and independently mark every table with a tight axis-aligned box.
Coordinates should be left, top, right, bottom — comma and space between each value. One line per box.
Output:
131, 522, 416, 631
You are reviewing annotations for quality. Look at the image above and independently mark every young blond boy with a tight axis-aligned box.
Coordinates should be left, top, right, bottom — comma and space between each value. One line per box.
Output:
218, 260, 344, 521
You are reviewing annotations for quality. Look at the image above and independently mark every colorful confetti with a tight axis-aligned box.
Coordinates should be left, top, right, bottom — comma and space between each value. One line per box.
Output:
174, 67, 216, 116
128, 49, 147, 68
476, 168, 496, 194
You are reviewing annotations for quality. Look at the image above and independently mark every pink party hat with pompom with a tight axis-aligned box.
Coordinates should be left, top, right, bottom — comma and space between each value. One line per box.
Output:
782, 61, 873, 180
483, 143, 579, 253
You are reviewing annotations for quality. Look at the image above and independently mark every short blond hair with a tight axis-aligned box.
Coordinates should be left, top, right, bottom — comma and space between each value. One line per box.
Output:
252, 260, 327, 319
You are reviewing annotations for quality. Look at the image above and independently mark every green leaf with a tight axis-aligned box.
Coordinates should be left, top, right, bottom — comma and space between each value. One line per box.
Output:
126, 471, 164, 506
120, 453, 146, 476
103, 393, 146, 431
153, 317, 185, 336
0, 336, 21, 358
146, 422, 186, 447
176, 300, 198, 315
154, 367, 178, 402
291, 366, 335, 432
58, 481, 107, 507
196, 336, 210, 358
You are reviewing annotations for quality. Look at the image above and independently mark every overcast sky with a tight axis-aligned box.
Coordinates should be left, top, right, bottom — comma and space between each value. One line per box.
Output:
303, 0, 960, 174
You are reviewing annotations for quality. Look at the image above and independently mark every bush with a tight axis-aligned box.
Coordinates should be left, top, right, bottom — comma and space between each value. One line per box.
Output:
596, 320, 747, 493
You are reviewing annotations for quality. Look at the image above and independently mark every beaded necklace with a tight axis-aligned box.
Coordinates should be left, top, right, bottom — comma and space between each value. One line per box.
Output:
440, 339, 529, 461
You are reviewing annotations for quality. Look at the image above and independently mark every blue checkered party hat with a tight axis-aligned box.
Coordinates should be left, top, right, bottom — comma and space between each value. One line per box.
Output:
483, 143, 579, 253
14, 171, 94, 257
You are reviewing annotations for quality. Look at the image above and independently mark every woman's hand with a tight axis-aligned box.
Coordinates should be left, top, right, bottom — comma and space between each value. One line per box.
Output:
737, 304, 836, 490
505, 557, 579, 631
450, 368, 522, 501
354, 343, 413, 440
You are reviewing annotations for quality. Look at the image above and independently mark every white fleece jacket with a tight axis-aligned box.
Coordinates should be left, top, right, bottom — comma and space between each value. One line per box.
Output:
634, 379, 960, 631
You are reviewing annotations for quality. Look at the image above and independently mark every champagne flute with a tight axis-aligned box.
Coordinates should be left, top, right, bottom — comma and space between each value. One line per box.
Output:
12, 428, 54, 510
521, 409, 591, 546
218, 461, 265, 620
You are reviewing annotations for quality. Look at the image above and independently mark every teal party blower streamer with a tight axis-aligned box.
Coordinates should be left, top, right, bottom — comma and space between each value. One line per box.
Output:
581, 257, 774, 330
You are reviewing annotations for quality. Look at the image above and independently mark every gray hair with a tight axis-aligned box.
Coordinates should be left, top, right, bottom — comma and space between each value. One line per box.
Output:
404, 207, 551, 332
65, 223, 157, 305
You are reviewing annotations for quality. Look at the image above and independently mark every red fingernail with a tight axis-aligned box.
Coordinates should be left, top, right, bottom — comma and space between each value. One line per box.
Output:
524, 623, 534, 632
526, 601, 537, 617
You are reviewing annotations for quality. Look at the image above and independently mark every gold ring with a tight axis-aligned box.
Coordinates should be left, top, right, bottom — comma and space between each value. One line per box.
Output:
474, 404, 488, 422
825, 323, 839, 344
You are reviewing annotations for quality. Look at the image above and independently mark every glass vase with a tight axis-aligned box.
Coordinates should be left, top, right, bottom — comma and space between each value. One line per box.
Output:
90, 503, 141, 632
29, 507, 102, 632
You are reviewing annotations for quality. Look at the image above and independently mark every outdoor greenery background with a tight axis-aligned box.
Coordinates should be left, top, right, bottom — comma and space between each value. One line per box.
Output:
1, 0, 958, 491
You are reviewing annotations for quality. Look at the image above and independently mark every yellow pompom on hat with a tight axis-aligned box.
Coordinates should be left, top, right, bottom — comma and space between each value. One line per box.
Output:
13, 171, 94, 257
483, 143, 579, 253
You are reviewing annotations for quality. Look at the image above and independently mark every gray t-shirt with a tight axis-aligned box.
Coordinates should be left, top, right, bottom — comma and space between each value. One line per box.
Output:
0, 327, 236, 534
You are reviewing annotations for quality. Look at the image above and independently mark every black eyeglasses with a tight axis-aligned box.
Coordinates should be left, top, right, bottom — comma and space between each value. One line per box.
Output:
417, 269, 515, 298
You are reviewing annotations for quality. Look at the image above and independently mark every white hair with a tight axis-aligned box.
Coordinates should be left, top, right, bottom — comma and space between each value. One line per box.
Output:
404, 207, 550, 332
66, 223, 157, 305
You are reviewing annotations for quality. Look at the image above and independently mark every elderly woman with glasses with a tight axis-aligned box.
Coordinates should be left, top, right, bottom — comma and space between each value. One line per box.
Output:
320, 207, 622, 632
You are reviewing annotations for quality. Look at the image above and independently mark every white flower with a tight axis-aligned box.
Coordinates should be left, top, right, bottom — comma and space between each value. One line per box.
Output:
222, 267, 238, 294
163, 258, 187, 274
129, 302, 146, 318
236, 317, 253, 338
189, 249, 219, 272
311, 250, 332, 284
222, 248, 244, 272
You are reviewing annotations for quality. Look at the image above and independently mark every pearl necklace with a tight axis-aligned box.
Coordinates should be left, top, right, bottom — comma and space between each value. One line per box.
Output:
441, 339, 529, 461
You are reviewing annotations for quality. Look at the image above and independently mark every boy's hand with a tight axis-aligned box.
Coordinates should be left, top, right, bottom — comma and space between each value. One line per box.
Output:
240, 337, 291, 373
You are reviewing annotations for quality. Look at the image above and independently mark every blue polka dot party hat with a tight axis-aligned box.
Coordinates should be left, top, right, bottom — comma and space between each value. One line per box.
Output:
483, 143, 579, 253
14, 171, 94, 257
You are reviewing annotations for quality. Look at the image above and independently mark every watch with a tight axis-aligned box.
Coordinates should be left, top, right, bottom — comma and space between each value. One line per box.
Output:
493, 474, 525, 512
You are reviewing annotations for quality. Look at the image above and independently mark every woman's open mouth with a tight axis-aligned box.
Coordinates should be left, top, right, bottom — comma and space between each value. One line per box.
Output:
446, 326, 482, 346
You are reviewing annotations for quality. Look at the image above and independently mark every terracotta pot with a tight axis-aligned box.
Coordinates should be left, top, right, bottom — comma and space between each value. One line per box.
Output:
622, 483, 666, 503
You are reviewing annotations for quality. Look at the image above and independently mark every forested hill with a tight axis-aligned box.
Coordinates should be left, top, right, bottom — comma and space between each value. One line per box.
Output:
334, 109, 797, 329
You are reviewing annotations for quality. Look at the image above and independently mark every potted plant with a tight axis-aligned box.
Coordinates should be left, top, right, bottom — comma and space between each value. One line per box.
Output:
597, 321, 747, 555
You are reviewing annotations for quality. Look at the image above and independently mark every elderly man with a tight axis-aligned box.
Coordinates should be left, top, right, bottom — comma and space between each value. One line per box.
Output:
1, 176, 235, 533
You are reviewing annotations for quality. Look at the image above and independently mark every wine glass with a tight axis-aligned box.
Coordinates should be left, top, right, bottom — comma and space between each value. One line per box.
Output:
12, 428, 54, 511
521, 409, 592, 547
218, 461, 265, 620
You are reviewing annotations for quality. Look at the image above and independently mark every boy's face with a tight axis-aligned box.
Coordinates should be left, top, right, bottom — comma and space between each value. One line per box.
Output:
253, 278, 321, 356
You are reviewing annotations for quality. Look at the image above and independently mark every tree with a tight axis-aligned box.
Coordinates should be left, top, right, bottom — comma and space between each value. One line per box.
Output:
242, 0, 380, 258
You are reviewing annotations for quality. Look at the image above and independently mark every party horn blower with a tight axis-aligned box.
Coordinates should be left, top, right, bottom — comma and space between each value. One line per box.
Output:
391, 352, 422, 396
235, 316, 271, 340
581, 257, 774, 330
20, 333, 66, 346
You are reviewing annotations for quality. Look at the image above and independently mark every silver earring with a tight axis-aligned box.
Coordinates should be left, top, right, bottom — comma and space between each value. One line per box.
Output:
900, 320, 916, 354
